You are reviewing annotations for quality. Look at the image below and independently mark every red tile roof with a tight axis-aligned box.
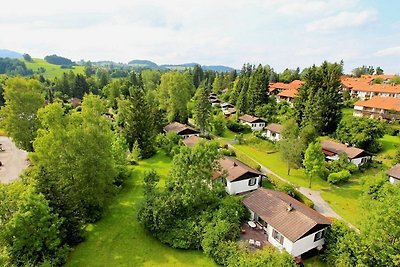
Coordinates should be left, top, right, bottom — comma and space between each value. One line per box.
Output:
269, 80, 303, 92
278, 88, 298, 98
354, 96, 400, 112
341, 76, 400, 94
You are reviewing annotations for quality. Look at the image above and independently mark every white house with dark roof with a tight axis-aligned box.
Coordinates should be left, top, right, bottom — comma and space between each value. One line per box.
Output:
163, 122, 200, 139
263, 123, 283, 141
320, 140, 370, 167
243, 188, 331, 258
387, 164, 400, 184
213, 157, 263, 195
238, 114, 266, 131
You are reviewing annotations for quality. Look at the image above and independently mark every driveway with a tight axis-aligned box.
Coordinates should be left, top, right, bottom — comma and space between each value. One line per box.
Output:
0, 136, 29, 183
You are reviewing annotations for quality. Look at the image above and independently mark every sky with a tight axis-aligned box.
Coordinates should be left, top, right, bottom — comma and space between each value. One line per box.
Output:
0, 0, 399, 73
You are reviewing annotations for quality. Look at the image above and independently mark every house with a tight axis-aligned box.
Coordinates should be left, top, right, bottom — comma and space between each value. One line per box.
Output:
277, 88, 298, 106
209, 97, 221, 106
387, 164, 400, 184
221, 102, 235, 111
341, 76, 400, 100
182, 135, 206, 147
243, 188, 331, 258
320, 140, 370, 167
223, 107, 237, 117
353, 96, 400, 121
238, 114, 266, 131
269, 80, 303, 95
163, 122, 200, 139
213, 157, 263, 195
263, 123, 283, 141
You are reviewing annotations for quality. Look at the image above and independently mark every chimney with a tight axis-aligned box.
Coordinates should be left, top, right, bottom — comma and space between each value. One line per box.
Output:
233, 162, 237, 167
287, 203, 293, 212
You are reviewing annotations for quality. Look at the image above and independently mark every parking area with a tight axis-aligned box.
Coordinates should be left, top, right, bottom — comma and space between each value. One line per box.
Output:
0, 136, 29, 183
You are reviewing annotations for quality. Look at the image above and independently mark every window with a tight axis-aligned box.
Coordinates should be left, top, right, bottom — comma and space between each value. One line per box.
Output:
248, 178, 257, 186
314, 230, 325, 242
272, 229, 284, 244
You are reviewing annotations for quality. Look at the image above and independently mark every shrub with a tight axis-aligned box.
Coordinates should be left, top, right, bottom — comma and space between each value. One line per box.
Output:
221, 148, 236, 157
276, 183, 296, 198
226, 121, 250, 132
327, 170, 351, 184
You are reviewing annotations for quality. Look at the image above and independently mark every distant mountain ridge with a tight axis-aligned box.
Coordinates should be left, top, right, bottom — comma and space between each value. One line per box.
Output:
0, 49, 22, 59
128, 59, 235, 72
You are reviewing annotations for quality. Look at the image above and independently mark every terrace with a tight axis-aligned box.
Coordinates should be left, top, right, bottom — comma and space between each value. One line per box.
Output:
239, 222, 270, 249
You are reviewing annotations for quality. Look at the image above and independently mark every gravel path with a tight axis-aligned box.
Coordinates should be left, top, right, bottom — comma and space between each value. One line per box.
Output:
0, 136, 29, 183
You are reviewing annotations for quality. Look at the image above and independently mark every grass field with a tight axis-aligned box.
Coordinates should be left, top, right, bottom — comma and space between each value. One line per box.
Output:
66, 152, 217, 267
377, 134, 400, 167
21, 58, 84, 79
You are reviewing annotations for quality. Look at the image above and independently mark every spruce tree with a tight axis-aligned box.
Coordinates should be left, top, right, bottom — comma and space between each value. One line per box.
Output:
247, 64, 269, 114
193, 84, 211, 133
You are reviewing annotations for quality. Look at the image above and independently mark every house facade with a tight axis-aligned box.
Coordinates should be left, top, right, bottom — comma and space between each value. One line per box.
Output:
263, 123, 283, 141
353, 96, 400, 121
214, 157, 263, 195
163, 122, 200, 139
321, 140, 370, 167
243, 188, 331, 258
341, 76, 400, 100
238, 114, 266, 131
387, 164, 400, 184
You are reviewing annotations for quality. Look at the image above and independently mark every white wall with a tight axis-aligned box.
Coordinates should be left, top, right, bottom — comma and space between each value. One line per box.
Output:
351, 156, 369, 167
264, 130, 281, 141
240, 121, 265, 131
181, 133, 200, 139
291, 229, 327, 257
389, 176, 400, 185
226, 175, 261, 195
354, 105, 364, 111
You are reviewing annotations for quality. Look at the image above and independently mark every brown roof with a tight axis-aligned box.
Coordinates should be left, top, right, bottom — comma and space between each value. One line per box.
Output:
265, 123, 283, 133
239, 114, 265, 123
387, 164, 400, 179
216, 157, 261, 182
320, 140, 365, 159
243, 188, 331, 242
182, 135, 205, 147
163, 122, 199, 135
354, 96, 400, 112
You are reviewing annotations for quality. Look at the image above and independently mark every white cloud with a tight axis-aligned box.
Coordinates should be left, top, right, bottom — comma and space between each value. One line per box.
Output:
306, 10, 376, 32
375, 46, 400, 57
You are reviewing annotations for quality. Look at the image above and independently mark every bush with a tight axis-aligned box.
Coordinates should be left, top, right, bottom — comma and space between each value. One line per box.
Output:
276, 183, 296, 198
226, 121, 250, 133
327, 170, 351, 184
221, 148, 236, 157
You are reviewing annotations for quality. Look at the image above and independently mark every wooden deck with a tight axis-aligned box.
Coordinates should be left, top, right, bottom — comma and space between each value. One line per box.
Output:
239, 222, 270, 249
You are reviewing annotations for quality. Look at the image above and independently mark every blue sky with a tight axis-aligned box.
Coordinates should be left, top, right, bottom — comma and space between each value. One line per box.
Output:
0, 0, 399, 73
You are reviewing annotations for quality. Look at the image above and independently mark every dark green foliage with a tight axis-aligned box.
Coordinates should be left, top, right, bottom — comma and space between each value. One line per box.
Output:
351, 65, 375, 77
279, 67, 300, 83
254, 98, 277, 123
327, 170, 351, 184
211, 113, 226, 136
0, 182, 69, 266
193, 84, 212, 133
117, 86, 156, 158
192, 64, 204, 88
326, 153, 358, 175
44, 54, 74, 66
335, 116, 385, 152
228, 246, 296, 267
247, 64, 269, 113
294, 61, 342, 135
22, 53, 33, 62
0, 58, 33, 76
278, 119, 303, 175
226, 120, 250, 133
375, 66, 384, 75
72, 74, 90, 99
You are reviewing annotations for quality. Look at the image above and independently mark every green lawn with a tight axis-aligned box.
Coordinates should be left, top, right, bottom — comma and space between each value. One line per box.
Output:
377, 134, 400, 167
21, 58, 84, 79
66, 152, 216, 267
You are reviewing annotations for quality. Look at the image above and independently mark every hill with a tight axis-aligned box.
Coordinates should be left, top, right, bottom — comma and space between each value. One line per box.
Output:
128, 59, 159, 69
0, 49, 22, 59
21, 58, 84, 79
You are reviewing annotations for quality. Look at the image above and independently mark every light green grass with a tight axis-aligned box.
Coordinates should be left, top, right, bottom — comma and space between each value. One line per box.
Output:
66, 152, 216, 267
377, 134, 400, 167
21, 58, 84, 79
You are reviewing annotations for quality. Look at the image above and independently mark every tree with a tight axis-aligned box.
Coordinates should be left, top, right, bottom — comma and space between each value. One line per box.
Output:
211, 113, 226, 136
335, 116, 385, 152
0, 182, 69, 266
157, 71, 194, 122
247, 64, 269, 114
192, 64, 204, 88
117, 86, 156, 158
278, 119, 303, 175
352, 65, 375, 77
22, 53, 33, 62
294, 61, 342, 135
72, 73, 90, 99
376, 66, 384, 75
32, 95, 117, 244
0, 77, 44, 151
303, 142, 325, 188
141, 69, 161, 91
193, 85, 212, 133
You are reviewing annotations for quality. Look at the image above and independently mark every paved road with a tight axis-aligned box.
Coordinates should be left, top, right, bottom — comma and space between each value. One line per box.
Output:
227, 142, 359, 231
0, 136, 29, 183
